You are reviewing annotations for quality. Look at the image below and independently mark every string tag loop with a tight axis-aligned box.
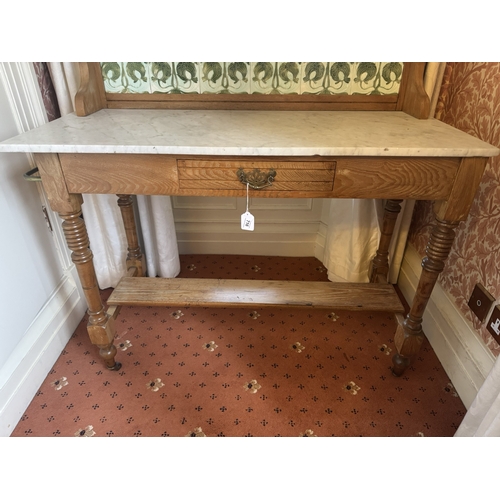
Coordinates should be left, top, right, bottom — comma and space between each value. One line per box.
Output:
241, 182, 255, 231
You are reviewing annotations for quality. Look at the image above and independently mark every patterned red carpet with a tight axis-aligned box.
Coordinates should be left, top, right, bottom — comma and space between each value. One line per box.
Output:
12, 255, 466, 437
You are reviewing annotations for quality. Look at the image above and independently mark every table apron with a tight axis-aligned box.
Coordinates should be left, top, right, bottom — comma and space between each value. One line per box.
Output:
58, 153, 461, 200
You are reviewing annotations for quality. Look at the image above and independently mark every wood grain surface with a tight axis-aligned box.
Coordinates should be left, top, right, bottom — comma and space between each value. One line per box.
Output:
108, 277, 405, 312
60, 153, 461, 200
433, 157, 488, 221
60, 153, 179, 195
332, 157, 460, 199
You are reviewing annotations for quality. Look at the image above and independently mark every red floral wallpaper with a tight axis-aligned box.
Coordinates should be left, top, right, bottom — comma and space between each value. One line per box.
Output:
408, 62, 500, 356
33, 62, 60, 122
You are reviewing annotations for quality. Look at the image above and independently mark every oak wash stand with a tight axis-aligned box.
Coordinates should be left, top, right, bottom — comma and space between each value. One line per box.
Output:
1, 63, 498, 377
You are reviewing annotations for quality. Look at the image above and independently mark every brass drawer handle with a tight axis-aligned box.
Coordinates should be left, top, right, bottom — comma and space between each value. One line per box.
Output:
236, 168, 276, 190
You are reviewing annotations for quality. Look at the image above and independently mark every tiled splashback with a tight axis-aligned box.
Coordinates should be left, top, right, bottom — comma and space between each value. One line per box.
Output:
100, 62, 404, 95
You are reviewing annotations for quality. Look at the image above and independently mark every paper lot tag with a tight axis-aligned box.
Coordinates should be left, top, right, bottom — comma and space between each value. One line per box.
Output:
241, 211, 254, 231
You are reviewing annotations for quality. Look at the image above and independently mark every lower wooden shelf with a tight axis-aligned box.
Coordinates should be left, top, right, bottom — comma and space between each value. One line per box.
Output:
107, 277, 405, 313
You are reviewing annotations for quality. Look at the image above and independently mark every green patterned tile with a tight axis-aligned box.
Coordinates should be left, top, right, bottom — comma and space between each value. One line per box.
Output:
351, 62, 403, 95
277, 62, 301, 94
250, 62, 276, 94
101, 62, 150, 93
200, 62, 251, 94
377, 62, 404, 94
99, 62, 403, 96
150, 62, 200, 94
149, 62, 173, 93
250, 62, 301, 95
301, 62, 352, 95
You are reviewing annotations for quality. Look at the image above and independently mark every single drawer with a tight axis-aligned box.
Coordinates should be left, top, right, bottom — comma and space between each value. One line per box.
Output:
177, 159, 336, 191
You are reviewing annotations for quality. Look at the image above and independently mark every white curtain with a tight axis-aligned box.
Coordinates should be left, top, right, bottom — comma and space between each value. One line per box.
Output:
455, 355, 500, 436
322, 63, 446, 283
47, 63, 180, 288
323, 199, 383, 282
135, 195, 180, 277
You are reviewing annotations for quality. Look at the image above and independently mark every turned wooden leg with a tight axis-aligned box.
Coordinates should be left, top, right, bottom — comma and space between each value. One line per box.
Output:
370, 199, 403, 283
60, 209, 121, 371
117, 194, 145, 276
392, 218, 459, 376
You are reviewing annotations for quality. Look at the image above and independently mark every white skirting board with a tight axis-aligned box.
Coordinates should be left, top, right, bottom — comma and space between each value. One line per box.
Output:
0, 271, 86, 436
398, 244, 495, 409
176, 221, 323, 257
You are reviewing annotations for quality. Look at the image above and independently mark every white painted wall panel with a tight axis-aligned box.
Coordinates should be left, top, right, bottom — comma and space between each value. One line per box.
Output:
0, 63, 86, 435
173, 196, 327, 258
0, 82, 62, 366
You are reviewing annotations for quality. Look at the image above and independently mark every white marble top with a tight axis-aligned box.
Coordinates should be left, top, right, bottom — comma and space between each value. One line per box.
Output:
0, 109, 498, 157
